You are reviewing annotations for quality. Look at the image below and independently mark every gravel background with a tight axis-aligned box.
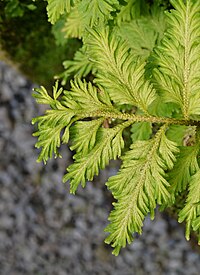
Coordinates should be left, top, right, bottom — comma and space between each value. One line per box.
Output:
0, 61, 200, 275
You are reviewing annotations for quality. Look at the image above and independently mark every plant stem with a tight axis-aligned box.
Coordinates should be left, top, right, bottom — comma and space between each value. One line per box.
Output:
82, 110, 200, 126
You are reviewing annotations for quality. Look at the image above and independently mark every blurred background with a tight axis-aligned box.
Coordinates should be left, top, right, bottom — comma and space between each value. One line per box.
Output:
0, 61, 200, 275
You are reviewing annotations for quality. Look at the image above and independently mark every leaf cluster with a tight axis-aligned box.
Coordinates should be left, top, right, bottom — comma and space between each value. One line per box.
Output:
33, 0, 200, 255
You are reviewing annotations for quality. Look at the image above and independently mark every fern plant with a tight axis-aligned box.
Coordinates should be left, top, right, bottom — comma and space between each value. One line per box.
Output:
32, 0, 200, 255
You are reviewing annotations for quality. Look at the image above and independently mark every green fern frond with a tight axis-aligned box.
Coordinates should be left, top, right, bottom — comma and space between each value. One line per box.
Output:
86, 26, 156, 114
115, 0, 139, 25
116, 3, 166, 59
63, 0, 119, 38
70, 118, 104, 155
47, 0, 75, 24
32, 83, 74, 163
61, 46, 94, 84
33, 78, 144, 166
63, 121, 131, 194
62, 78, 114, 112
32, 107, 74, 163
178, 169, 200, 241
116, 19, 157, 59
168, 144, 199, 202
32, 80, 118, 163
152, 0, 200, 119
32, 81, 64, 107
105, 125, 179, 255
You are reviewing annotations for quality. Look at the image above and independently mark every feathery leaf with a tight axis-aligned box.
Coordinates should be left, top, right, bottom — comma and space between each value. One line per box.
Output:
47, 0, 74, 24
86, 26, 156, 114
63, 121, 131, 194
179, 169, 200, 241
105, 125, 178, 255
152, 0, 200, 119
116, 3, 166, 59
63, 0, 119, 38
62, 46, 94, 83
168, 144, 199, 202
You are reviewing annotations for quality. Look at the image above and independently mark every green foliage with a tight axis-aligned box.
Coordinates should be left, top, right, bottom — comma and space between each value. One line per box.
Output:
32, 0, 200, 255
2, 0, 37, 18
0, 0, 80, 86
178, 169, 200, 243
63, 0, 119, 38
47, 0, 74, 24
61, 45, 94, 84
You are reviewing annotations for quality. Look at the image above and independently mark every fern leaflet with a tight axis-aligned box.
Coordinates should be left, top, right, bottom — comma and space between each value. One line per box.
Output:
105, 125, 179, 255
86, 26, 156, 114
179, 169, 200, 243
47, 0, 75, 24
153, 0, 200, 119
63, 0, 119, 38
64, 121, 131, 194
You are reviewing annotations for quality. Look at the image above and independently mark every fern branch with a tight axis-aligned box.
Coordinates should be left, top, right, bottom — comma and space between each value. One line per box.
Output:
167, 144, 199, 203
63, 121, 131, 194
153, 0, 200, 119
77, 110, 200, 126
32, 81, 200, 165
178, 169, 200, 242
116, 3, 166, 59
86, 26, 156, 115
63, 0, 119, 38
105, 124, 179, 255
47, 0, 75, 24
61, 45, 94, 83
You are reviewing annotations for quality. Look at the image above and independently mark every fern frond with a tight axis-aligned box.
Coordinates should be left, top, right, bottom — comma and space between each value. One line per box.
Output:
178, 169, 200, 242
86, 26, 156, 114
32, 83, 74, 163
63, 121, 131, 194
32, 79, 119, 163
47, 0, 75, 24
116, 4, 166, 59
32, 81, 66, 110
63, 0, 119, 38
167, 144, 199, 202
62, 78, 114, 112
116, 19, 157, 59
32, 110, 73, 163
115, 0, 139, 26
105, 125, 179, 255
70, 118, 104, 155
153, 0, 200, 119
32, 0, 200, 253
62, 46, 94, 84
